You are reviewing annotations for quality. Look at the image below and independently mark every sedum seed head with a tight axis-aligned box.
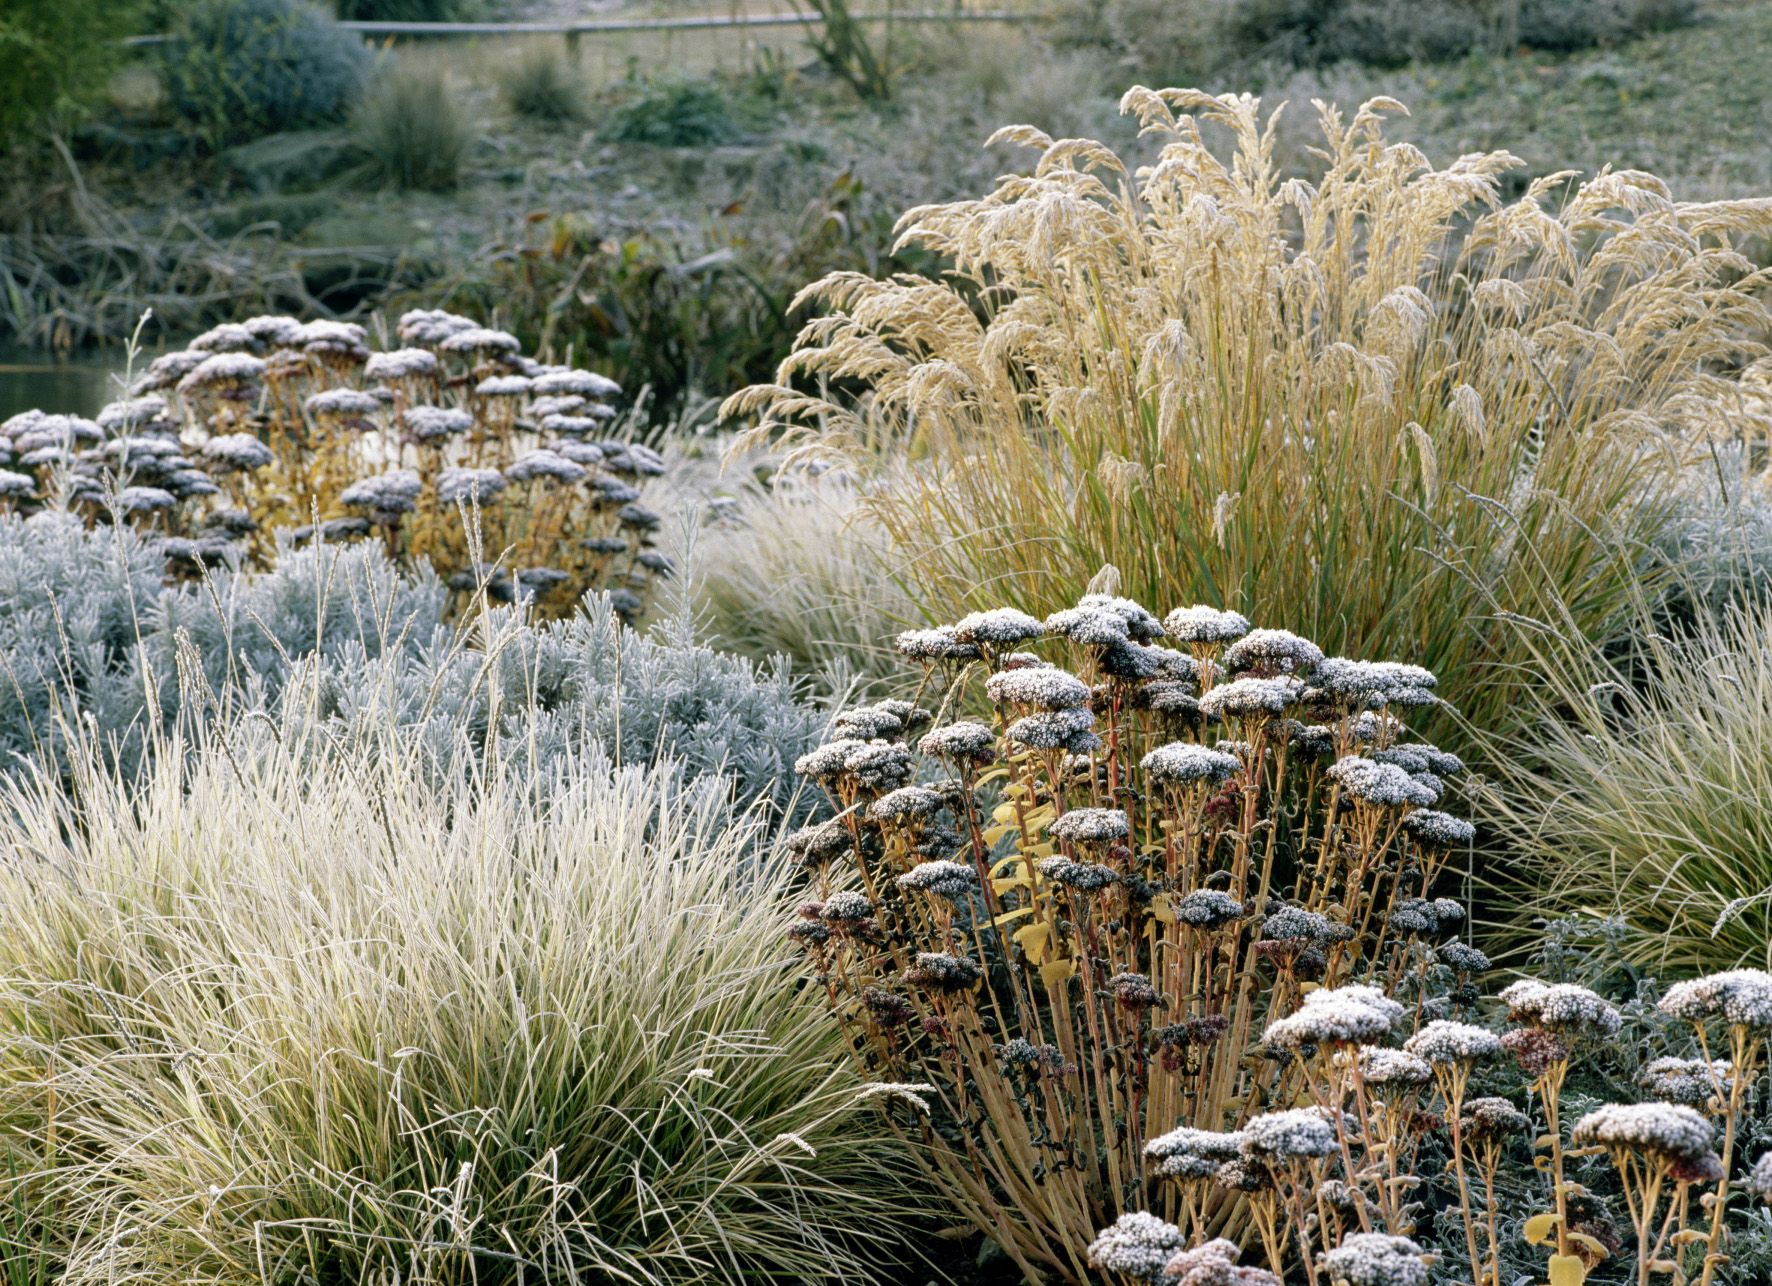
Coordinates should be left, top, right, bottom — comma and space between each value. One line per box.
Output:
1320, 1232, 1428, 1286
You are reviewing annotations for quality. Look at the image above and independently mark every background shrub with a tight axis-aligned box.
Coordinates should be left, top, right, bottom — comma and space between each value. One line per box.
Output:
161, 0, 369, 146
0, 0, 143, 139
0, 513, 827, 819
334, 0, 463, 17
350, 57, 472, 190
498, 43, 587, 125
599, 77, 744, 148
0, 724, 924, 1285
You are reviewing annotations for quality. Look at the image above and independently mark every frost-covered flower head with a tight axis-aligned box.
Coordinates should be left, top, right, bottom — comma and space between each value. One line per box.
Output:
532, 367, 620, 399
833, 704, 909, 740
820, 890, 873, 923
1110, 972, 1160, 1008
1076, 593, 1165, 641
178, 352, 266, 395
1144, 1127, 1245, 1180
96, 397, 169, 434
1320, 1232, 1428, 1286
1174, 889, 1246, 928
436, 467, 508, 506
1572, 1102, 1723, 1180
1223, 628, 1324, 676
1499, 980, 1622, 1039
1327, 757, 1438, 808
1399, 809, 1475, 848
1641, 1057, 1732, 1109
869, 785, 943, 823
1458, 1096, 1530, 1143
795, 738, 867, 782
895, 860, 977, 900
1259, 905, 1350, 946
1198, 676, 1301, 720
132, 349, 206, 393
201, 433, 274, 472
1359, 1046, 1432, 1089
439, 325, 521, 356
1049, 807, 1130, 846
115, 485, 176, 515
304, 387, 382, 421
1006, 707, 1097, 753
1436, 942, 1491, 974
782, 820, 851, 868
894, 626, 980, 662
505, 449, 588, 485
986, 665, 1090, 710
1039, 856, 1119, 892
1141, 742, 1240, 788
953, 607, 1046, 647
1044, 603, 1132, 646
1750, 1152, 1772, 1200
1240, 1107, 1338, 1162
1164, 1239, 1280, 1286
188, 322, 260, 353
0, 470, 35, 499
841, 740, 916, 792
339, 469, 422, 517
1265, 985, 1402, 1051
475, 374, 532, 398
363, 348, 439, 382
919, 721, 996, 766
1086, 1212, 1183, 1282
401, 405, 474, 441
240, 314, 304, 348
1403, 1019, 1501, 1066
1163, 605, 1250, 645
903, 951, 982, 993
397, 308, 479, 346
1659, 969, 1772, 1029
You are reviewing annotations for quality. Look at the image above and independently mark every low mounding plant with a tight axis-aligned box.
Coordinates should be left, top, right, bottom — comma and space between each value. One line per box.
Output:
0, 0, 143, 137
0, 513, 826, 817
3, 308, 668, 620
781, 588, 1772, 1286
160, 0, 370, 146
1484, 597, 1772, 974
352, 58, 475, 190
726, 90, 1772, 752
0, 720, 923, 1285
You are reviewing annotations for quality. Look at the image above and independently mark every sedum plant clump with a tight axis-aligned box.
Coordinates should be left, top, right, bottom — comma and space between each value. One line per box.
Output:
781, 588, 1772, 1286
1, 308, 669, 620
782, 589, 1482, 1282
726, 89, 1772, 750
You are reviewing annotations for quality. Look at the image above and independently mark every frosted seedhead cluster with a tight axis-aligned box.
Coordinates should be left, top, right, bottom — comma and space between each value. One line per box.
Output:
1049, 807, 1131, 845
1006, 708, 1098, 753
894, 626, 981, 662
1640, 1056, 1732, 1108
1358, 1046, 1432, 1088
1240, 1107, 1338, 1162
1458, 1096, 1530, 1142
953, 607, 1046, 645
1403, 1020, 1502, 1066
1039, 856, 1119, 892
339, 469, 422, 518
1141, 742, 1241, 787
1144, 1127, 1246, 1180
1163, 1238, 1280, 1286
1326, 757, 1439, 808
1319, 1233, 1428, 1286
1399, 809, 1475, 848
895, 860, 978, 901
1086, 1212, 1184, 1281
1163, 604, 1250, 644
1571, 1103, 1723, 1179
1223, 628, 1324, 676
1659, 969, 1772, 1029
868, 786, 944, 822
918, 721, 997, 764
903, 951, 982, 992
1198, 676, 1302, 719
1499, 980, 1622, 1038
1174, 890, 1246, 928
986, 665, 1091, 710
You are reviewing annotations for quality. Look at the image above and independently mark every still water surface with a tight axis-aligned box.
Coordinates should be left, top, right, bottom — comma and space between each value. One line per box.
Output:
0, 346, 128, 421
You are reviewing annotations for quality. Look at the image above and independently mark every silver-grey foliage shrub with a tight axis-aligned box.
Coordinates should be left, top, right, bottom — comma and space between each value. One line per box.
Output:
0, 512, 824, 818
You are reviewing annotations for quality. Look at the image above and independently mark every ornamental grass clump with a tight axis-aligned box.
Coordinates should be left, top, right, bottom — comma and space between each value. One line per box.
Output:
726, 88, 1772, 749
0, 309, 668, 619
780, 589, 1483, 1283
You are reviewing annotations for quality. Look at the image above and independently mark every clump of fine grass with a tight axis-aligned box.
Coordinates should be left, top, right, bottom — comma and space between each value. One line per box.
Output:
726, 88, 1772, 754
1484, 595, 1772, 973
498, 44, 588, 125
676, 463, 919, 693
351, 59, 474, 191
0, 712, 927, 1286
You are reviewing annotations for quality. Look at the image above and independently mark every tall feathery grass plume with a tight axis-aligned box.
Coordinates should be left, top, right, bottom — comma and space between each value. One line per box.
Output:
723, 88, 1772, 748
0, 711, 929, 1286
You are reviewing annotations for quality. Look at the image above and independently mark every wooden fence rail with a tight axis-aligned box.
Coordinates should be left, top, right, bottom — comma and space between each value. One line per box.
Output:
127, 9, 1037, 46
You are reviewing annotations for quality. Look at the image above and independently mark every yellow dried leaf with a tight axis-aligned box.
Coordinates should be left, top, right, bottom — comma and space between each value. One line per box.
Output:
1040, 959, 1076, 988
990, 905, 1039, 928
1014, 923, 1052, 965
1567, 1232, 1609, 1260
1147, 895, 1176, 924
1523, 1213, 1561, 1246
1548, 1253, 1586, 1286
